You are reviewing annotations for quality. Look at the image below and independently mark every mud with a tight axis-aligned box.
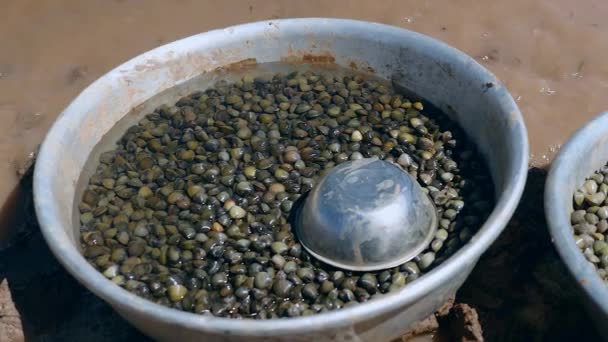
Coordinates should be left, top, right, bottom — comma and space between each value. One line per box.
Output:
0, 280, 23, 342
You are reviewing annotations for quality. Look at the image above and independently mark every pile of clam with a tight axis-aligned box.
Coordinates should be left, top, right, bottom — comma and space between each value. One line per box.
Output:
78, 70, 493, 318
571, 165, 608, 282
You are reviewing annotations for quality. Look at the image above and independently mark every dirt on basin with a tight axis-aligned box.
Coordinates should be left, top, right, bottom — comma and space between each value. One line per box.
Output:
2, 0, 608, 341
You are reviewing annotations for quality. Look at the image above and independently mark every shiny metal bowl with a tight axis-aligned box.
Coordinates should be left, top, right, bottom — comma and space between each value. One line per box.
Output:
294, 158, 438, 271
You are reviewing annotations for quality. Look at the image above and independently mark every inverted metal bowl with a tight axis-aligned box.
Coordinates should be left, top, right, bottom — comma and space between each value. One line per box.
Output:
294, 158, 438, 271
545, 112, 608, 337
34, 18, 528, 341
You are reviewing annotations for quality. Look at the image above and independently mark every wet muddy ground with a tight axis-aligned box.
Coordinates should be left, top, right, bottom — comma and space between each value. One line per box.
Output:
1, 0, 607, 340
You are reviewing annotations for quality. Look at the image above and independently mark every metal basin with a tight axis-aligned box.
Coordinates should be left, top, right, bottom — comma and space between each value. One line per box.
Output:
33, 18, 528, 341
545, 112, 608, 338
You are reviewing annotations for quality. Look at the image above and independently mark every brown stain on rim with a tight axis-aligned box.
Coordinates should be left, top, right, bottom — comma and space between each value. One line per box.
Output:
281, 52, 337, 65
216, 57, 259, 72
301, 53, 336, 64
347, 59, 376, 75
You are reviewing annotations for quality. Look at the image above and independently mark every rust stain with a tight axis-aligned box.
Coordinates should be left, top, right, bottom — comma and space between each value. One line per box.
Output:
302, 53, 336, 64
130, 49, 224, 81
281, 46, 338, 66
129, 101, 148, 118
280, 55, 301, 64
280, 51, 337, 65
286, 44, 296, 57
216, 57, 258, 73
347, 59, 376, 75
209, 47, 245, 66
